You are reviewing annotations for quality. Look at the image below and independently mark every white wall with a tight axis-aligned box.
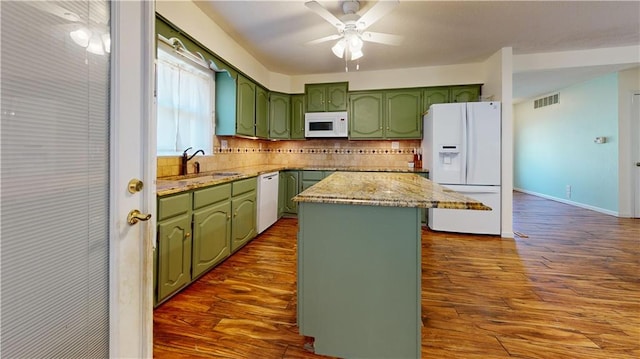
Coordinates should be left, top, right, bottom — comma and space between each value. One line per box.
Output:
482, 47, 514, 238
617, 67, 640, 217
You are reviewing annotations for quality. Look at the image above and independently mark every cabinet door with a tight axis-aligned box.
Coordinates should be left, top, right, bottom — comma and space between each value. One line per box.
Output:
192, 201, 231, 278
157, 214, 192, 302
422, 87, 450, 112
326, 83, 348, 111
450, 85, 480, 103
284, 171, 299, 214
278, 172, 286, 218
236, 74, 256, 136
385, 90, 422, 139
255, 86, 269, 138
231, 191, 257, 252
306, 84, 325, 112
269, 93, 290, 139
349, 92, 384, 139
290, 94, 306, 139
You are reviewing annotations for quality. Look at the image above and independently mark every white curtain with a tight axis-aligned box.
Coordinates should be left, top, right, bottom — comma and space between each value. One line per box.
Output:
157, 47, 212, 155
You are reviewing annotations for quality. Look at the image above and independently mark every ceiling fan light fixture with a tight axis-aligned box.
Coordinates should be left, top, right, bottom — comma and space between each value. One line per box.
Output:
86, 33, 105, 55
351, 49, 363, 61
331, 39, 346, 58
70, 27, 91, 48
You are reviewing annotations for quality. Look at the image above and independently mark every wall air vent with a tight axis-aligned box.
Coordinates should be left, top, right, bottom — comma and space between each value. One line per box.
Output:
534, 93, 559, 109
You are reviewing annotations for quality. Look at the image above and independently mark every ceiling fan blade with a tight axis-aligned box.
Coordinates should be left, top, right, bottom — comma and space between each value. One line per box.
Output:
306, 34, 343, 46
357, 0, 399, 30
305, 1, 345, 31
361, 31, 403, 46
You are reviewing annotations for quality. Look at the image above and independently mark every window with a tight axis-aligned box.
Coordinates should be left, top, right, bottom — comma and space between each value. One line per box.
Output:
156, 44, 214, 156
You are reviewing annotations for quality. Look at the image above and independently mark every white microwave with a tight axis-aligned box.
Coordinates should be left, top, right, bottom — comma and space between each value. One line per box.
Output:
304, 111, 348, 138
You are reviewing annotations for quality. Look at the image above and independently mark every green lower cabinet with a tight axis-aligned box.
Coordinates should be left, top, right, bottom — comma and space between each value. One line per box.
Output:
192, 201, 231, 279
283, 171, 300, 214
278, 172, 286, 218
231, 191, 257, 252
157, 213, 192, 303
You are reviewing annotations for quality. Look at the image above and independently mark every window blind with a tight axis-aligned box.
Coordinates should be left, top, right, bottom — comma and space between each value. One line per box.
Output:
1, 1, 110, 357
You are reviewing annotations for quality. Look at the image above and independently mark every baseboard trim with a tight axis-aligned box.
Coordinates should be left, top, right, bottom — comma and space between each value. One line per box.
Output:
514, 188, 619, 217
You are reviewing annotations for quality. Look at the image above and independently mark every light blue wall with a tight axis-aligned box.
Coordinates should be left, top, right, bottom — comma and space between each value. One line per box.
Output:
514, 73, 619, 212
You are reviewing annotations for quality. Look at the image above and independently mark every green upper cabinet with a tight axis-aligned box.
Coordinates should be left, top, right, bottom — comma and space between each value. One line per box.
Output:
422, 87, 450, 112
305, 82, 348, 112
236, 74, 256, 137
290, 94, 306, 140
385, 89, 422, 139
450, 85, 481, 103
255, 86, 269, 138
349, 92, 384, 139
269, 92, 290, 139
350, 90, 421, 140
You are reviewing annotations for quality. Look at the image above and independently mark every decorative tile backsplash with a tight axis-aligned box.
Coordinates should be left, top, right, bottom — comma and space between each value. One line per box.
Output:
157, 137, 421, 177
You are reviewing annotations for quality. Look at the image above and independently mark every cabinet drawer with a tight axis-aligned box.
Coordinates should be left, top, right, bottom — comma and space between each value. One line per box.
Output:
232, 177, 257, 196
193, 183, 231, 210
301, 171, 324, 181
158, 193, 191, 221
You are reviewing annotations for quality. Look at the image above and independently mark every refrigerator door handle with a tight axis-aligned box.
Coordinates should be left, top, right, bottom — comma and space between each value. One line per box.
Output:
460, 105, 468, 184
466, 104, 475, 184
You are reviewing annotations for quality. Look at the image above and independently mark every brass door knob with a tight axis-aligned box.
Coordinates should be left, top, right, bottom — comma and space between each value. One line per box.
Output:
128, 178, 144, 193
127, 209, 152, 225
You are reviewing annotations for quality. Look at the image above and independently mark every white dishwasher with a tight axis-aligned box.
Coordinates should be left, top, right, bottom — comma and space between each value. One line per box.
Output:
257, 171, 279, 234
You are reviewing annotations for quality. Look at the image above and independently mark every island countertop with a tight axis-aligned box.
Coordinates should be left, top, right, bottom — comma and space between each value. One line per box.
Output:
293, 171, 491, 210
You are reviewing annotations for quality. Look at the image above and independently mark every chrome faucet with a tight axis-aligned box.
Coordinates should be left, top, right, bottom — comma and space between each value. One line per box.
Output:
181, 147, 205, 175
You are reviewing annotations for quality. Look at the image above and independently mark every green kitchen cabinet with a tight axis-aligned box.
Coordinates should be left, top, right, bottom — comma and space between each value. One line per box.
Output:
230, 177, 257, 253
269, 92, 290, 139
290, 94, 306, 139
450, 85, 481, 103
305, 82, 348, 112
349, 92, 384, 138
350, 90, 421, 139
255, 86, 269, 138
385, 89, 422, 139
156, 192, 192, 304
278, 171, 286, 218
191, 184, 232, 279
422, 85, 481, 113
283, 171, 300, 214
301, 170, 334, 191
422, 87, 450, 111
236, 74, 256, 137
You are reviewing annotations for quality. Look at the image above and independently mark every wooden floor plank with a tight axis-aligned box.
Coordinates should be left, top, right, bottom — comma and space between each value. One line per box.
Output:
154, 191, 640, 358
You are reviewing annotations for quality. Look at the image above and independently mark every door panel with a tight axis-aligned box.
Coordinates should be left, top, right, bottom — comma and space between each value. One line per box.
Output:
192, 202, 231, 278
349, 92, 384, 138
157, 214, 192, 301
231, 192, 257, 252
466, 102, 501, 185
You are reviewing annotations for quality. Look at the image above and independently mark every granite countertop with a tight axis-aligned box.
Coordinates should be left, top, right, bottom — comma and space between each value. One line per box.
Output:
156, 165, 429, 196
293, 172, 491, 210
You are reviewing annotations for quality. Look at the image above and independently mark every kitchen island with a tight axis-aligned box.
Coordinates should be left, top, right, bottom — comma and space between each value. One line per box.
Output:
294, 172, 490, 358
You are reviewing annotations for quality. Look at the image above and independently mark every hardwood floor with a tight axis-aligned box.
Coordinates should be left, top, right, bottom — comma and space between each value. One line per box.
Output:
153, 192, 640, 358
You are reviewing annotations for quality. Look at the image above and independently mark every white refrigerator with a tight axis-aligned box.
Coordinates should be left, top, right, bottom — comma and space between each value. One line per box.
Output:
422, 102, 501, 235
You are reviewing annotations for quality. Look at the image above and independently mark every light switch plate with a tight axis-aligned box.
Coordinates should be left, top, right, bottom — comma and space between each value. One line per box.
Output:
391, 141, 399, 150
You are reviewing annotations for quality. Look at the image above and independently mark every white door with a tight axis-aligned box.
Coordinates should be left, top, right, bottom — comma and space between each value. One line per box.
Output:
110, 1, 155, 358
633, 94, 640, 218
426, 103, 466, 184
0, 1, 154, 358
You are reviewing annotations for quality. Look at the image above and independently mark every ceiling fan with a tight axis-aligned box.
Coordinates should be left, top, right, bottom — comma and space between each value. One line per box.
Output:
24, 2, 110, 55
305, 0, 403, 63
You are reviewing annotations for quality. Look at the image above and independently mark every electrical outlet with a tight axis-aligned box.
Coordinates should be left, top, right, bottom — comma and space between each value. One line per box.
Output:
391, 141, 400, 150
565, 185, 572, 199
221, 139, 228, 149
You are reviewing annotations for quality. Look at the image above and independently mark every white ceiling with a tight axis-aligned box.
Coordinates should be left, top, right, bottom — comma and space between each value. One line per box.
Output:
194, 0, 640, 100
